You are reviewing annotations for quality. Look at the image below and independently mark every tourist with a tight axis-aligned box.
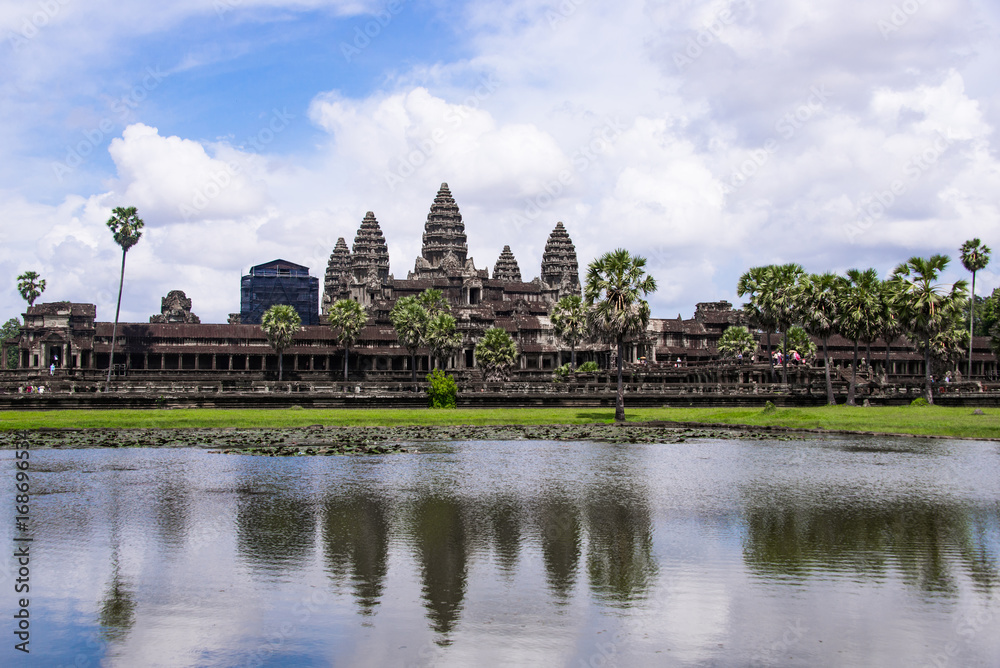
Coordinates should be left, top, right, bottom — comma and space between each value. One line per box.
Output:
50, 362, 55, 376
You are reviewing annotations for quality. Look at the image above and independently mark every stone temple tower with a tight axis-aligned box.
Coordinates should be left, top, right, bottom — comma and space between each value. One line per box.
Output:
492, 245, 522, 282
540, 221, 581, 298
350, 211, 390, 305
418, 183, 468, 272
322, 237, 351, 314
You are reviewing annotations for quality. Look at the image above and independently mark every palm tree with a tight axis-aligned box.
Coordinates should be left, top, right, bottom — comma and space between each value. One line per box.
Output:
584, 249, 657, 423
389, 296, 429, 384
425, 312, 463, 370
877, 279, 904, 379
737, 266, 779, 381
770, 263, 806, 384
16, 271, 46, 307
475, 327, 519, 381
261, 304, 301, 381
836, 268, 882, 406
716, 325, 757, 361
960, 239, 991, 377
418, 289, 450, 370
891, 255, 969, 404
550, 295, 587, 369
105, 207, 144, 389
328, 299, 368, 381
799, 272, 840, 405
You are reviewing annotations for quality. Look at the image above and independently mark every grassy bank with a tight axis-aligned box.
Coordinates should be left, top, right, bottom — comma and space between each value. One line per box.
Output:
1, 405, 998, 439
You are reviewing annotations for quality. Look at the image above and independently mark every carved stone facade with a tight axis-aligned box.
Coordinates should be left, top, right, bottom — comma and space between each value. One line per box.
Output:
322, 237, 352, 314
493, 246, 522, 283
150, 290, 201, 324
540, 221, 582, 299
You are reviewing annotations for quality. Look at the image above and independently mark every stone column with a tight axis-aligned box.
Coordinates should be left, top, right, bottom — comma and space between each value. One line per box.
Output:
212, 354, 217, 370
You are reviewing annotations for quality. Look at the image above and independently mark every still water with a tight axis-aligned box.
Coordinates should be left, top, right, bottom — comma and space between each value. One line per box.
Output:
2, 435, 999, 667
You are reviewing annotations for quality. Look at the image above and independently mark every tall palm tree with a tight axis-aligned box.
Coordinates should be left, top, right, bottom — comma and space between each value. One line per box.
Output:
260, 304, 301, 381
769, 263, 806, 384
877, 279, 904, 379
585, 249, 657, 423
550, 294, 587, 369
799, 272, 840, 405
891, 255, 969, 404
328, 299, 368, 381
737, 266, 779, 381
389, 296, 429, 384
836, 268, 882, 406
425, 312, 463, 370
105, 206, 144, 389
16, 271, 46, 307
418, 289, 450, 370
960, 239, 991, 377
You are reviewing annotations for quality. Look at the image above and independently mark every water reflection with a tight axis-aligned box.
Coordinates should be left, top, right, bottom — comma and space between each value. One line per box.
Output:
6, 438, 999, 667
537, 495, 581, 602
236, 493, 315, 574
322, 493, 390, 615
412, 494, 469, 639
743, 500, 1000, 595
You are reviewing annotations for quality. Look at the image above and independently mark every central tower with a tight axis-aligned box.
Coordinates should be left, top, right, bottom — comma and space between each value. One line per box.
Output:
420, 182, 468, 268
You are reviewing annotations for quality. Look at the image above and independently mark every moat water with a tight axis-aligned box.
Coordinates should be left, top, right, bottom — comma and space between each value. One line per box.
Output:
2, 436, 999, 667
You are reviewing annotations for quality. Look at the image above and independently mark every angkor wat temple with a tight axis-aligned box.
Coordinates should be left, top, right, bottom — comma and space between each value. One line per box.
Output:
4, 183, 999, 387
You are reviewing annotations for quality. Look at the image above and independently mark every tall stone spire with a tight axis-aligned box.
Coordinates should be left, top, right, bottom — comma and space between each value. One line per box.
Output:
322, 237, 351, 313
351, 212, 390, 285
541, 221, 581, 297
420, 182, 468, 268
492, 245, 522, 282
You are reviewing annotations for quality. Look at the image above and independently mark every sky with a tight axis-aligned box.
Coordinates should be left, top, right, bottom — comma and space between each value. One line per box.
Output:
2, 0, 999, 324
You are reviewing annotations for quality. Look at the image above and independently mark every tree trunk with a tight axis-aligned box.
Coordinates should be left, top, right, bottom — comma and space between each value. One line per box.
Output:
847, 340, 858, 405
571, 345, 576, 370
865, 343, 872, 378
106, 250, 127, 390
782, 331, 788, 385
969, 271, 976, 378
410, 351, 417, 385
823, 338, 834, 405
925, 334, 934, 405
278, 350, 283, 382
615, 337, 625, 422
885, 341, 891, 379
766, 331, 774, 381
344, 345, 350, 381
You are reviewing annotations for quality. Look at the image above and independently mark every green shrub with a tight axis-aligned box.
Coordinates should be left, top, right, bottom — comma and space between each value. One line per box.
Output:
427, 369, 458, 409
552, 363, 572, 382
762, 400, 777, 414
910, 397, 929, 407
575, 361, 599, 373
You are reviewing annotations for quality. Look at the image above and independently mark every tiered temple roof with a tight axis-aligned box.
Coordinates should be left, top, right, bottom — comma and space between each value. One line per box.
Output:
322, 237, 351, 312
419, 182, 468, 269
540, 222, 581, 297
492, 245, 522, 282
351, 212, 390, 285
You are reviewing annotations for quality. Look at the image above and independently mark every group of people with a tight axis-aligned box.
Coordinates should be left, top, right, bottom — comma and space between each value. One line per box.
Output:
772, 350, 805, 365
19, 385, 46, 394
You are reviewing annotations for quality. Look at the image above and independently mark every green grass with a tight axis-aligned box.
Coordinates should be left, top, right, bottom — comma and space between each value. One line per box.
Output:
1, 405, 998, 439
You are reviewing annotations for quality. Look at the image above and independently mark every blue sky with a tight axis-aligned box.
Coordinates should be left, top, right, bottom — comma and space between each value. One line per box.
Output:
3, 0, 1000, 324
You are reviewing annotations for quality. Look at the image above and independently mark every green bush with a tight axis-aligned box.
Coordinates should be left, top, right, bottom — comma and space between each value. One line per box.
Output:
552, 363, 572, 382
910, 397, 929, 407
575, 361, 599, 373
762, 400, 777, 414
427, 369, 458, 408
